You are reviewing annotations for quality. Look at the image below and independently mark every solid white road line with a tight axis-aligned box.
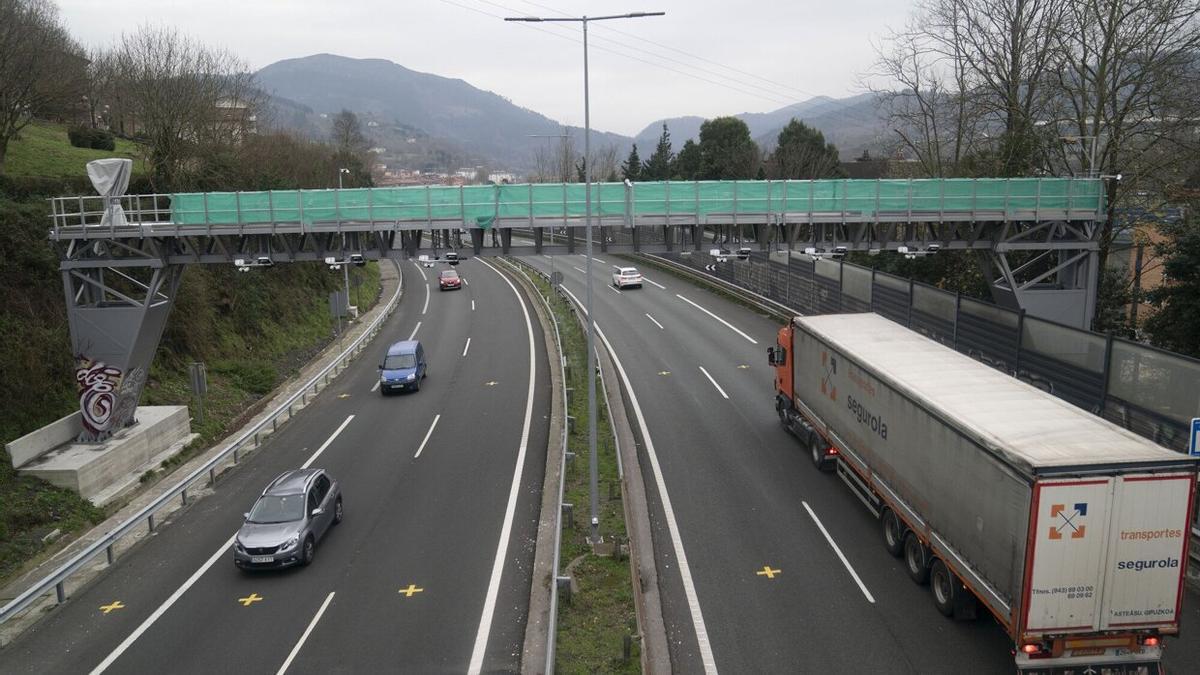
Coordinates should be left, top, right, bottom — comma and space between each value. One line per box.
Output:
595, 322, 719, 674
607, 284, 620, 294
422, 284, 430, 315
675, 294, 758, 345
275, 591, 336, 675
559, 285, 717, 673
462, 337, 472, 357
90, 533, 237, 674
302, 415, 355, 469
468, 258, 538, 675
409, 321, 421, 340
412, 260, 427, 282
370, 381, 380, 392
642, 277, 666, 290
91, 417, 355, 674
471, 300, 475, 311
590, 256, 605, 264
802, 501, 876, 604
645, 313, 665, 330
572, 266, 587, 274
698, 366, 729, 400
413, 414, 441, 459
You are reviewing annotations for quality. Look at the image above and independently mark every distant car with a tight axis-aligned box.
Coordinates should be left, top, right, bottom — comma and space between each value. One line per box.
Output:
379, 340, 427, 394
439, 269, 462, 290
234, 469, 342, 570
444, 252, 460, 265
612, 266, 643, 289
735, 247, 753, 260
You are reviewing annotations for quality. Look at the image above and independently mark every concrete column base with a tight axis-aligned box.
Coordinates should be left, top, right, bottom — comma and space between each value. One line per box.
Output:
11, 406, 195, 507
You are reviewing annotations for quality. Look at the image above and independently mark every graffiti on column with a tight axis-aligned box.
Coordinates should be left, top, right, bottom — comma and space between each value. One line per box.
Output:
75, 357, 124, 442
110, 366, 146, 431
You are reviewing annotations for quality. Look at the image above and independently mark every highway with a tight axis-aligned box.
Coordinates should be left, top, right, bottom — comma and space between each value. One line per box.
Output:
0, 258, 550, 674
5, 251, 1200, 674
524, 253, 1200, 674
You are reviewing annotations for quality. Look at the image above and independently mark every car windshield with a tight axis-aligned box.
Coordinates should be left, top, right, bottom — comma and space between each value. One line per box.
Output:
384, 353, 417, 369
248, 494, 305, 524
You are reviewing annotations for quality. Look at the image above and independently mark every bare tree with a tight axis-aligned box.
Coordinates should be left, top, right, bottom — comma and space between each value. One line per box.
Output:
592, 143, 620, 182
873, 0, 1066, 176
330, 109, 367, 153
1047, 0, 1200, 272
0, 0, 87, 173
532, 133, 578, 182
871, 14, 985, 176
107, 25, 260, 190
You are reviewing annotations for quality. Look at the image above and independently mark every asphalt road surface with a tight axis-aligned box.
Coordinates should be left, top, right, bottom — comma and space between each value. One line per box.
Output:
525, 252, 1200, 675
0, 258, 550, 675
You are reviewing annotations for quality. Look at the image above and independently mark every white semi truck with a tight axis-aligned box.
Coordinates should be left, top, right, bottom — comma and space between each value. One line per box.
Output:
768, 313, 1197, 673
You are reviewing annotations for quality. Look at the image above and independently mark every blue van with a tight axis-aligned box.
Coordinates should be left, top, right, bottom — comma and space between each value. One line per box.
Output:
378, 340, 427, 394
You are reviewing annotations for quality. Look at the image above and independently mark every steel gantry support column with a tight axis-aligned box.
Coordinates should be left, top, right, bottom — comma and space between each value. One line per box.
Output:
62, 260, 184, 442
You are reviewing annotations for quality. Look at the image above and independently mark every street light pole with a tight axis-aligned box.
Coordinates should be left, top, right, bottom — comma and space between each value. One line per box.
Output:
506, 11, 664, 545
337, 168, 352, 324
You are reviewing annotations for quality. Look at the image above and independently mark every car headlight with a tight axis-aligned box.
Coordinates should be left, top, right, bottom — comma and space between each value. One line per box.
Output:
406, 373, 416, 381
280, 535, 299, 551
234, 540, 246, 553
380, 373, 387, 382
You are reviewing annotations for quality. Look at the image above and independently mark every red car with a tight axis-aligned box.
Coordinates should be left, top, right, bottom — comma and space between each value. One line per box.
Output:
438, 269, 462, 291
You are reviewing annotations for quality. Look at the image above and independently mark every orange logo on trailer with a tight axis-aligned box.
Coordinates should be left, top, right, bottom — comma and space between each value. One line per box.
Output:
1049, 503, 1088, 540
820, 351, 837, 401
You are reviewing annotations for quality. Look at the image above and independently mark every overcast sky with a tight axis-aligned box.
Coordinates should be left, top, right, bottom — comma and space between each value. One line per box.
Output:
57, 0, 912, 137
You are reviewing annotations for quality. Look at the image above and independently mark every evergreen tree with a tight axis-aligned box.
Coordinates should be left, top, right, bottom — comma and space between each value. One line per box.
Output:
672, 139, 702, 180
642, 123, 674, 180
1144, 216, 1200, 357
769, 118, 842, 179
621, 144, 642, 181
698, 116, 758, 179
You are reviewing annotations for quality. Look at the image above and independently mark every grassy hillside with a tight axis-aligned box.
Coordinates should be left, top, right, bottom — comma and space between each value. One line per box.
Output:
0, 122, 381, 584
4, 121, 145, 178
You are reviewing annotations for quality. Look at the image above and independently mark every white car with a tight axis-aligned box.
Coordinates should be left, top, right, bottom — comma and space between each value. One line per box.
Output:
611, 266, 643, 289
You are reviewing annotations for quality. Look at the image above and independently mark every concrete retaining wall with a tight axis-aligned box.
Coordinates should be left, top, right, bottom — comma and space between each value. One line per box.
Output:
6, 412, 82, 469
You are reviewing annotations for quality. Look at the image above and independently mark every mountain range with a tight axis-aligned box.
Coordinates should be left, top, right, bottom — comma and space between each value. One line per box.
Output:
255, 54, 889, 174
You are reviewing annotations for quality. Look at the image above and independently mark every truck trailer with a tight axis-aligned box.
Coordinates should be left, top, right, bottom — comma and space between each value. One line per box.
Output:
767, 313, 1197, 673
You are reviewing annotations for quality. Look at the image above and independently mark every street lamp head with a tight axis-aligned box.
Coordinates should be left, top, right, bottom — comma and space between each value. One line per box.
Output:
504, 16, 542, 22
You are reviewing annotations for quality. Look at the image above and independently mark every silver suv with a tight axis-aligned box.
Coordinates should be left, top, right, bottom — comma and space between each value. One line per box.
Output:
234, 468, 342, 570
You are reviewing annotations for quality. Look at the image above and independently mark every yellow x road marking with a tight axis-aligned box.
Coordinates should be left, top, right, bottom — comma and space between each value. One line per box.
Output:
99, 601, 124, 614
238, 593, 264, 606
399, 584, 424, 597
756, 566, 781, 579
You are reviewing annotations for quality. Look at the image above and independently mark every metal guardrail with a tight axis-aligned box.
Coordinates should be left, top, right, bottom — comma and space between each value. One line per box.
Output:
0, 261, 404, 627
498, 257, 570, 674
636, 253, 799, 321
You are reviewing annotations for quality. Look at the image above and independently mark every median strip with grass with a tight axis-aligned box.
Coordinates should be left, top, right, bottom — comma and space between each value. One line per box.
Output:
521, 268, 641, 673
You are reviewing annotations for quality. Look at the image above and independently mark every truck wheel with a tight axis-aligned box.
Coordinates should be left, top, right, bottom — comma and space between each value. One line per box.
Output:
881, 510, 904, 557
809, 437, 833, 472
903, 532, 930, 585
930, 559, 956, 617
